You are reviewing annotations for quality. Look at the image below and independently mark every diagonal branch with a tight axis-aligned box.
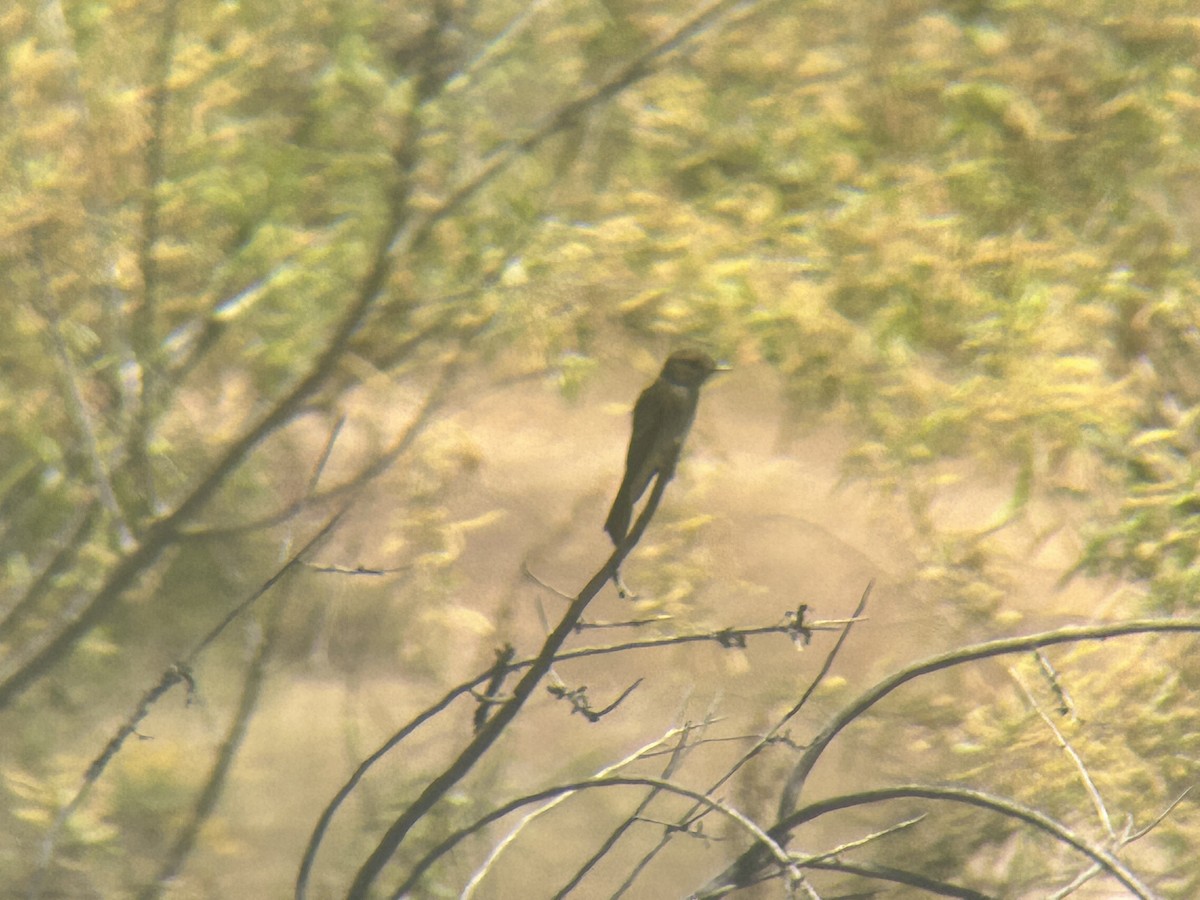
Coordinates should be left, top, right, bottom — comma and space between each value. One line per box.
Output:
464, 724, 697, 899
30, 292, 131, 546
781, 786, 1154, 899
397, 0, 758, 260
1011, 667, 1114, 839
394, 775, 808, 900
778, 619, 1200, 818
702, 619, 1200, 895
27, 511, 344, 899
0, 504, 99, 640
340, 471, 672, 899
550, 718, 713, 898
0, 0, 764, 710
614, 584, 871, 896
136, 579, 290, 900
1048, 786, 1193, 899
294, 606, 841, 897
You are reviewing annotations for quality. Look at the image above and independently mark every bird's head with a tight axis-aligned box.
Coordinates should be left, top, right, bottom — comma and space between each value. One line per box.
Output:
660, 349, 727, 387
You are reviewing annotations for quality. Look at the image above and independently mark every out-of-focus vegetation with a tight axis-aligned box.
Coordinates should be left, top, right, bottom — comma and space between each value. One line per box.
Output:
3, 0, 1200, 896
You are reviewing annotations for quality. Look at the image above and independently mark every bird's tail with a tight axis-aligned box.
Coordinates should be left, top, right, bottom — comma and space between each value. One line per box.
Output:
604, 486, 632, 546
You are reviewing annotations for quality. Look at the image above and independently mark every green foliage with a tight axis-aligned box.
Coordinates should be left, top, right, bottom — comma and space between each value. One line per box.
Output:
3, 0, 1200, 895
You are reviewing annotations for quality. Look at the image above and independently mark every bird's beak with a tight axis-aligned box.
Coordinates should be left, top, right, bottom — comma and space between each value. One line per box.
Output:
714, 362, 733, 373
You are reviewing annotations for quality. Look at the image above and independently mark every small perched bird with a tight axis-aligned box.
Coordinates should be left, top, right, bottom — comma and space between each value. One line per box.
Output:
604, 349, 722, 546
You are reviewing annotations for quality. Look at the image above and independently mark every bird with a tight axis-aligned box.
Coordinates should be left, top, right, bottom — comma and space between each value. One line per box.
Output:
604, 349, 723, 546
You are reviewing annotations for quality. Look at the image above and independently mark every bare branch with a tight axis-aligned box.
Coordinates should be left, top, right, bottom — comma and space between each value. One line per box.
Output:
779, 619, 1200, 819
547, 677, 643, 722
1011, 667, 1114, 838
395, 0, 759, 261
615, 583, 873, 896
799, 860, 990, 899
707, 619, 1200, 895
552, 717, 716, 898
797, 814, 926, 864
29, 281, 132, 547
297, 605, 834, 895
769, 785, 1156, 900
0, 504, 99, 639
340, 472, 672, 899
463, 725, 694, 899
472, 644, 516, 732
393, 775, 807, 900
127, 0, 184, 515
137, 580, 288, 900
1035, 649, 1076, 717
181, 336, 466, 541
1048, 786, 1194, 899
28, 511, 345, 899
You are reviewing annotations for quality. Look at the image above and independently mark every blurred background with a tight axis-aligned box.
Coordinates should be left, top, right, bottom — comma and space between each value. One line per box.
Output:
3, 0, 1200, 896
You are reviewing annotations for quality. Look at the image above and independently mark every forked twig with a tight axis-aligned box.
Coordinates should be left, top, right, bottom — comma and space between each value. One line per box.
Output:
1011, 668, 1113, 838
462, 725, 693, 898
707, 619, 1200, 895
29, 511, 346, 900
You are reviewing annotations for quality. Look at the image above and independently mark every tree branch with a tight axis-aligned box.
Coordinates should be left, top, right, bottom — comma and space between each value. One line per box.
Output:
295, 604, 836, 896
705, 619, 1200, 895
394, 774, 806, 900
340, 472, 669, 898
778, 785, 1153, 898
27, 512, 345, 898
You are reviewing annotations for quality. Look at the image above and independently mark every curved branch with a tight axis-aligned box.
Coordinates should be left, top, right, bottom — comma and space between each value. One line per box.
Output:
339, 473, 670, 899
27, 512, 345, 899
295, 602, 828, 895
392, 775, 802, 899
467, 725, 697, 898
703, 619, 1200, 895
780, 618, 1200, 816
800, 859, 992, 900
780, 785, 1155, 899
612, 583, 872, 897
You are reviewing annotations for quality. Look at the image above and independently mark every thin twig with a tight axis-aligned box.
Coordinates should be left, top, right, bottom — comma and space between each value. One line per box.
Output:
768, 785, 1155, 900
182, 343, 464, 540
394, 0, 757, 262
709, 619, 1200, 895
1035, 649, 1076, 717
27, 512, 345, 900
521, 559, 573, 600
341, 473, 672, 899
453, 0, 556, 87
137, 578, 290, 900
0, 504, 99, 639
296, 606, 820, 896
797, 859, 990, 899
127, 0, 184, 519
553, 714, 718, 898
797, 814, 926, 864
613, 584, 872, 897
394, 775, 809, 900
30, 282, 132, 547
0, 0, 460, 707
462, 725, 693, 899
1048, 786, 1194, 899
1011, 668, 1113, 838
1130, 787, 1192, 841
779, 620, 1200, 822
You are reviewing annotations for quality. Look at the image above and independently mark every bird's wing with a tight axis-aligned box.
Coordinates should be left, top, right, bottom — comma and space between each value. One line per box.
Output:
623, 382, 664, 501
